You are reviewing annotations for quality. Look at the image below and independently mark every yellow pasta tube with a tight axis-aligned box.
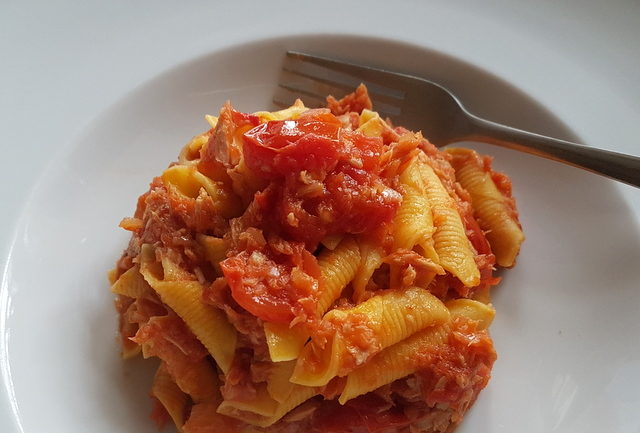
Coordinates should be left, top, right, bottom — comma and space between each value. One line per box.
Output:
446, 148, 524, 267
147, 279, 236, 374
152, 363, 189, 432
339, 297, 496, 404
339, 324, 451, 404
390, 157, 442, 289
317, 237, 361, 313
332, 287, 449, 351
352, 239, 383, 303
445, 298, 495, 330
110, 265, 151, 298
259, 385, 317, 427
196, 234, 228, 275
264, 237, 360, 362
217, 384, 278, 418
266, 360, 297, 403
107, 268, 118, 285
394, 193, 432, 249
254, 99, 307, 122
160, 255, 193, 282
393, 157, 437, 258
162, 165, 215, 199
162, 165, 241, 218
115, 295, 142, 359
178, 132, 210, 164
140, 244, 237, 374
419, 158, 480, 287
290, 287, 449, 387
218, 384, 318, 428
357, 109, 388, 138
264, 322, 309, 363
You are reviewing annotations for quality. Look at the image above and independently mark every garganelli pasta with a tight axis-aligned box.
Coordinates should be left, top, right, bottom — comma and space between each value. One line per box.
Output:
110, 84, 524, 433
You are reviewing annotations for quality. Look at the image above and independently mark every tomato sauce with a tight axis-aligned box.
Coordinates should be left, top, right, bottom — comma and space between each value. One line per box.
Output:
221, 238, 321, 324
241, 111, 400, 249
221, 110, 402, 325
112, 85, 522, 433
417, 317, 496, 418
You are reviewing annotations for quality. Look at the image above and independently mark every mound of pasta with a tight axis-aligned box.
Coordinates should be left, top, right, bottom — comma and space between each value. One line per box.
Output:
110, 85, 524, 433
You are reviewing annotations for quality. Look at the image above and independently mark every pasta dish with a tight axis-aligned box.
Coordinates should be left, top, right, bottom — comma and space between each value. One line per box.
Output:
109, 85, 524, 433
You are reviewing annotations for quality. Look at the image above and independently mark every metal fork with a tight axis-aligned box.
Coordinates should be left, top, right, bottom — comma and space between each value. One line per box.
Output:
275, 51, 640, 187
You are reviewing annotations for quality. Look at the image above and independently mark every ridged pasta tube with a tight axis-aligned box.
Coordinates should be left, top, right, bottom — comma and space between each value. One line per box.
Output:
110, 265, 151, 298
162, 164, 241, 218
217, 384, 279, 418
254, 99, 307, 122
152, 363, 189, 432
357, 109, 388, 138
140, 244, 237, 374
290, 287, 449, 387
196, 234, 228, 275
419, 158, 480, 287
266, 360, 297, 403
217, 384, 317, 428
393, 157, 438, 263
445, 298, 495, 330
351, 239, 383, 303
258, 385, 317, 427
339, 324, 451, 405
446, 148, 524, 267
264, 237, 360, 362
264, 322, 309, 363
339, 298, 494, 404
316, 237, 361, 313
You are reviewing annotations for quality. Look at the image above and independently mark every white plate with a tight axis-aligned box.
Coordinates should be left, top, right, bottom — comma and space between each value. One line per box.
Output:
1, 34, 639, 433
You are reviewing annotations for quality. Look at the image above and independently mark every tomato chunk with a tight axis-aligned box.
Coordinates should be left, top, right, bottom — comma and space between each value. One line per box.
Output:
221, 241, 320, 324
243, 118, 342, 178
324, 165, 400, 235
241, 110, 400, 248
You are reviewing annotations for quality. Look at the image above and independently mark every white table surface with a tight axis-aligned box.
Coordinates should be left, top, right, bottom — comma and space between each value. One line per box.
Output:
1, 1, 639, 432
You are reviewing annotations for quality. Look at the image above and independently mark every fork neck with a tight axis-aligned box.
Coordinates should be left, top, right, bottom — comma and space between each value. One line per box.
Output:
461, 115, 640, 187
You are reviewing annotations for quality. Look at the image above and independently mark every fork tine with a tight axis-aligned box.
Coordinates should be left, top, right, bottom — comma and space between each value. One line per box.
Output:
272, 97, 293, 109
286, 51, 414, 94
272, 97, 294, 109
275, 81, 402, 117
273, 84, 327, 109
278, 82, 329, 103
272, 89, 400, 119
282, 66, 356, 93
281, 65, 405, 105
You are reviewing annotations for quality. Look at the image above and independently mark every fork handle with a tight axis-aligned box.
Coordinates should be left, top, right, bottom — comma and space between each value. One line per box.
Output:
465, 116, 640, 187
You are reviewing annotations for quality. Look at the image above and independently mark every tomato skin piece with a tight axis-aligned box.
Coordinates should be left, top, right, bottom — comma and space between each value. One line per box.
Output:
230, 110, 260, 127
241, 110, 400, 248
222, 251, 295, 323
220, 243, 320, 324
243, 119, 342, 178
200, 104, 260, 170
